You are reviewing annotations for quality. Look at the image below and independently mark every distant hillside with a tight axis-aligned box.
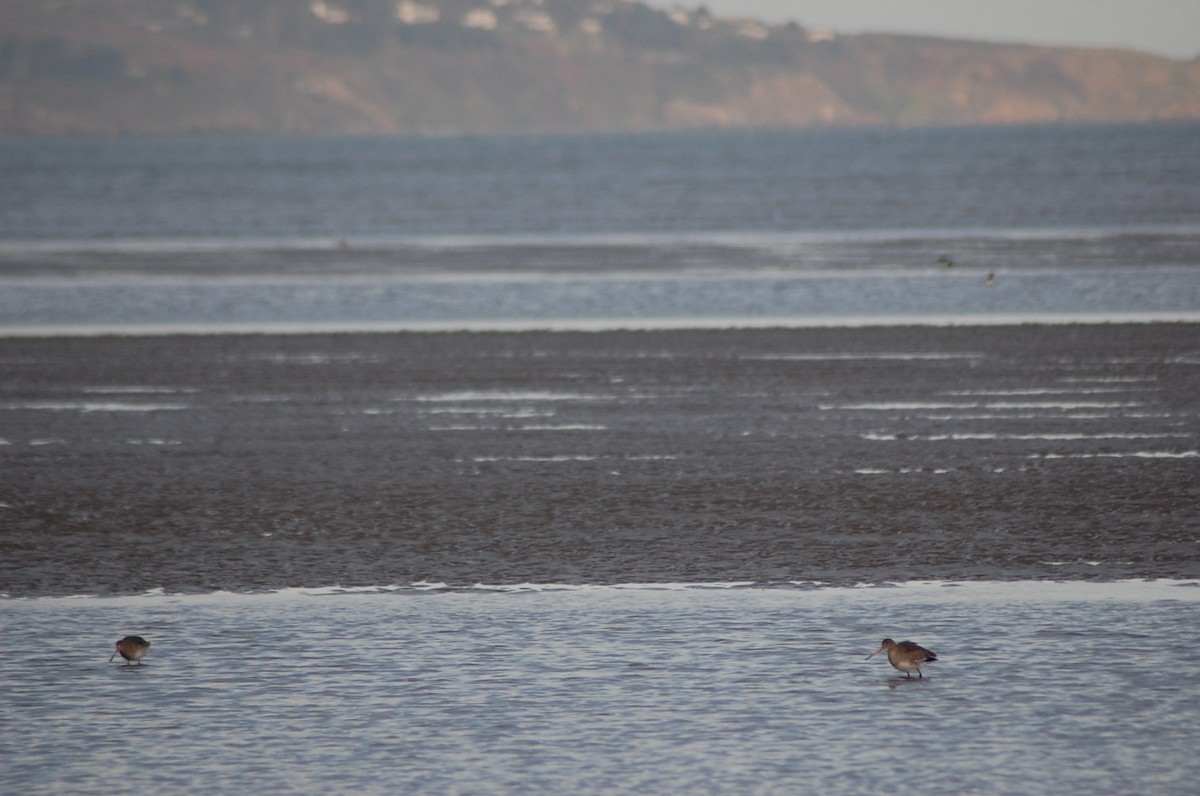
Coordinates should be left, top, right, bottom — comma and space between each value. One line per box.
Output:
3, 0, 1199, 135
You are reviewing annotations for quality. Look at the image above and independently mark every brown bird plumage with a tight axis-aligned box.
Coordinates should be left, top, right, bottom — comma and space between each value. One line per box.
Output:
109, 636, 151, 665
866, 638, 937, 679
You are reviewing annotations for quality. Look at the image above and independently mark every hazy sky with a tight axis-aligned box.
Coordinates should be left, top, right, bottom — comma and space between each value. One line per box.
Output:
647, 1, 1200, 59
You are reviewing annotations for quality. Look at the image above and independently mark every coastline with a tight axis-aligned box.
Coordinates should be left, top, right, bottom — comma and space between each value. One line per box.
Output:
5, 578, 1200, 604
4, 311, 1200, 338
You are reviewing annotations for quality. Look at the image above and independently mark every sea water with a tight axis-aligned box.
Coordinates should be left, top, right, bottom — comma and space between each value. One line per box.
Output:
2, 123, 1200, 332
3, 582, 1199, 794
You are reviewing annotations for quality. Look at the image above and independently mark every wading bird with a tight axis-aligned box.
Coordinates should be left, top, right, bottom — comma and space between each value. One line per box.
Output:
866, 638, 937, 679
110, 636, 151, 665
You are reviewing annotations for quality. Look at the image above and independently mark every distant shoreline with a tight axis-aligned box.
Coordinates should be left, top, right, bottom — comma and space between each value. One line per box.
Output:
5, 0, 1198, 136
4, 313, 1200, 338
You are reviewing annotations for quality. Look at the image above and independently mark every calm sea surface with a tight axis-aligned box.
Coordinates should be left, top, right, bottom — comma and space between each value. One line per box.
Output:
2, 123, 1200, 331
2, 124, 1199, 792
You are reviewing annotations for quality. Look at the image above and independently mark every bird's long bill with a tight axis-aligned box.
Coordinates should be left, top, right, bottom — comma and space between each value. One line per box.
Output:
865, 646, 885, 660
108, 651, 118, 662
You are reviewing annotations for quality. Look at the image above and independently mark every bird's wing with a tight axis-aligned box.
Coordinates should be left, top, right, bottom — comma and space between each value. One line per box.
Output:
897, 641, 936, 658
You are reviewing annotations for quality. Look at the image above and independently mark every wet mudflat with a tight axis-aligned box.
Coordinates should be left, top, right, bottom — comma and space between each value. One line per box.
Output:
2, 322, 1198, 596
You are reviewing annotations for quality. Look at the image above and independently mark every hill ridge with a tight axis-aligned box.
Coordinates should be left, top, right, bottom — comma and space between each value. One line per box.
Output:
2, 0, 1198, 134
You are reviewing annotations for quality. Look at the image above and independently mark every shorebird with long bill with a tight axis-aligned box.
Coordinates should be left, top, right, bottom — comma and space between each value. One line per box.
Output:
109, 636, 151, 665
866, 638, 937, 679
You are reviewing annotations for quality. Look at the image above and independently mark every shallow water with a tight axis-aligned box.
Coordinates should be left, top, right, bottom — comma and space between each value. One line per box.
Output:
3, 262, 1200, 335
3, 582, 1198, 794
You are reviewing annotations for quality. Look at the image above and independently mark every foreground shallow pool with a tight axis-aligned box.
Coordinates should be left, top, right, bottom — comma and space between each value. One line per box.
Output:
3, 580, 1198, 794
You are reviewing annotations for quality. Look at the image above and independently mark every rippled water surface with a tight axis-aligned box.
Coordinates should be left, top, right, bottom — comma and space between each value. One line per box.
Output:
3, 583, 1198, 794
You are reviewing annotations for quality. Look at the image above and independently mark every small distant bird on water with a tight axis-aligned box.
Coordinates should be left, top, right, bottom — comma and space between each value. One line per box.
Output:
866, 638, 937, 679
984, 272, 995, 286
110, 636, 151, 665
938, 254, 954, 268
